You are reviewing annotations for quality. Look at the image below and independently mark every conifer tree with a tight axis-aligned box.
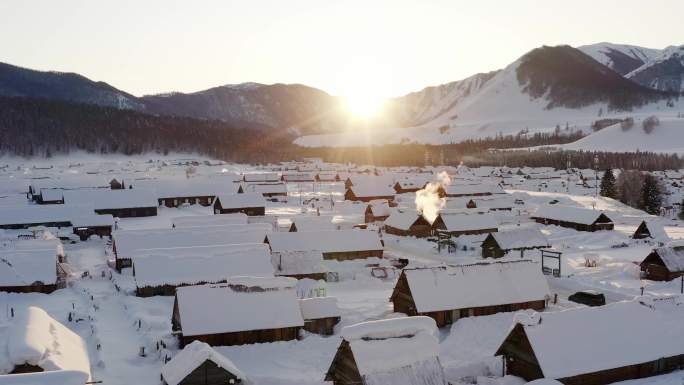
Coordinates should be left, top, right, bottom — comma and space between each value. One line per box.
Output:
640, 174, 663, 215
599, 168, 617, 199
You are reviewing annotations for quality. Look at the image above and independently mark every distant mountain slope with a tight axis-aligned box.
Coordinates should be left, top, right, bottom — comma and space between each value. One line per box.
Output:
627, 45, 684, 93
295, 46, 682, 148
140, 83, 348, 133
578, 43, 662, 75
0, 62, 143, 109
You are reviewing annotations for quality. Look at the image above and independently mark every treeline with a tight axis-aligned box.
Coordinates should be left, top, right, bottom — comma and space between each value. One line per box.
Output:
0, 96, 293, 163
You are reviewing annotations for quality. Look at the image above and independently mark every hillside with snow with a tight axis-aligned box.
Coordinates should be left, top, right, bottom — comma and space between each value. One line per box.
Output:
295, 46, 684, 148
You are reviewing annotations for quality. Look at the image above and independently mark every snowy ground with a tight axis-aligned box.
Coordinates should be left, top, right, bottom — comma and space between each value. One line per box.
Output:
0, 155, 683, 384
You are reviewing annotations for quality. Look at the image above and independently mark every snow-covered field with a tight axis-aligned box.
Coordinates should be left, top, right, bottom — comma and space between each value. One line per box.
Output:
1, 154, 684, 385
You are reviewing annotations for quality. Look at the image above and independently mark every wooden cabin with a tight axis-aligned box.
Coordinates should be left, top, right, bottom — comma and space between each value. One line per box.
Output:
390, 261, 549, 327
0, 205, 75, 230
325, 317, 448, 385
431, 213, 498, 237
300, 297, 341, 335
172, 278, 304, 347
112, 225, 270, 270
364, 200, 391, 223
495, 298, 684, 385
383, 210, 433, 238
344, 184, 395, 203
481, 228, 550, 258
632, 220, 668, 240
316, 172, 340, 182
531, 205, 614, 232
393, 180, 427, 194
0, 307, 91, 381
213, 193, 266, 216
243, 173, 280, 183
640, 244, 684, 281
160, 341, 248, 385
71, 215, 114, 241
0, 248, 65, 294
441, 183, 505, 198
36, 188, 65, 204
239, 183, 288, 197
265, 230, 383, 261
288, 216, 338, 232
272, 250, 327, 281
63, 189, 158, 218
132, 244, 275, 297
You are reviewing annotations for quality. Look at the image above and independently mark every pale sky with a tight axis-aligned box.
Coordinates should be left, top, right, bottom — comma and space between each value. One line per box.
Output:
1, 0, 682, 98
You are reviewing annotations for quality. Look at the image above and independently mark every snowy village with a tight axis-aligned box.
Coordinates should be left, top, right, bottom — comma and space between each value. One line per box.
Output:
1, 154, 684, 385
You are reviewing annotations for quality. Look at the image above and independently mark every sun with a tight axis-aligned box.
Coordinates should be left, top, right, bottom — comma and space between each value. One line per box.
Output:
344, 92, 385, 118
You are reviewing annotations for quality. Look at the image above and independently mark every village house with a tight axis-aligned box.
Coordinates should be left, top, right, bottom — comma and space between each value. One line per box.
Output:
0, 307, 91, 382
299, 296, 341, 335
281, 172, 316, 182
288, 216, 339, 232
36, 188, 65, 204
440, 183, 506, 198
239, 183, 288, 198
213, 193, 266, 216
0, 205, 81, 229
481, 228, 550, 258
345, 185, 396, 202
364, 200, 391, 223
431, 213, 498, 237
161, 341, 249, 385
137, 179, 239, 208
172, 277, 305, 347
242, 173, 280, 183
325, 316, 448, 385
640, 243, 684, 281
171, 213, 248, 228
632, 220, 669, 240
495, 297, 684, 385
0, 248, 66, 294
531, 205, 614, 232
271, 250, 328, 281
383, 210, 433, 238
393, 179, 428, 194
132, 244, 275, 297
112, 225, 271, 270
315, 172, 340, 182
71, 214, 114, 241
390, 260, 550, 327
63, 189, 158, 218
265, 230, 383, 261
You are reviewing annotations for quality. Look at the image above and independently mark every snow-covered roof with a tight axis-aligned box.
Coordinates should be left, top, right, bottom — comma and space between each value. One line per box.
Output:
653, 244, 684, 272
243, 173, 279, 182
532, 205, 612, 225
172, 213, 248, 228
282, 172, 315, 181
437, 213, 498, 232
367, 200, 391, 217
290, 216, 338, 232
175, 280, 304, 336
39, 188, 64, 202
266, 230, 383, 254
348, 184, 396, 198
0, 205, 92, 226
241, 183, 287, 195
637, 220, 669, 240
136, 178, 239, 199
384, 210, 425, 231
299, 297, 341, 320
488, 228, 550, 250
272, 250, 326, 276
113, 226, 270, 258
508, 297, 684, 380
403, 261, 550, 313
133, 244, 274, 288
63, 189, 158, 210
0, 370, 89, 385
70, 214, 114, 228
445, 184, 505, 196
0, 239, 63, 257
0, 249, 57, 286
341, 317, 446, 383
161, 341, 247, 385
215, 193, 266, 209
0, 307, 90, 380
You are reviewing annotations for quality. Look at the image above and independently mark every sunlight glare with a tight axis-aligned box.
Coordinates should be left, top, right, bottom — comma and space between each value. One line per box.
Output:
336, 58, 391, 119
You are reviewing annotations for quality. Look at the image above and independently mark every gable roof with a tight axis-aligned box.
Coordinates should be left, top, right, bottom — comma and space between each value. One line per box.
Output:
384, 210, 426, 231
266, 230, 382, 254
367, 200, 391, 217
436, 213, 498, 232
63, 189, 158, 210
133, 244, 274, 288
503, 297, 684, 380
0, 249, 57, 287
299, 297, 341, 320
532, 205, 612, 226
488, 228, 550, 250
175, 278, 304, 336
652, 244, 684, 272
161, 341, 248, 385
172, 213, 248, 228
340, 317, 446, 384
402, 261, 550, 313
0, 307, 91, 380
215, 193, 265, 209
347, 184, 396, 198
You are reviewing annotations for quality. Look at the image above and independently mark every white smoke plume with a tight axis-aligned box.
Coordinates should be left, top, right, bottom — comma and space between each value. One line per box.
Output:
415, 171, 451, 223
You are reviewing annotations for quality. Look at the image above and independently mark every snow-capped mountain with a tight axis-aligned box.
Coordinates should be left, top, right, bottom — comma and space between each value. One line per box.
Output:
578, 43, 662, 75
0, 62, 143, 110
295, 45, 682, 147
626, 45, 684, 93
